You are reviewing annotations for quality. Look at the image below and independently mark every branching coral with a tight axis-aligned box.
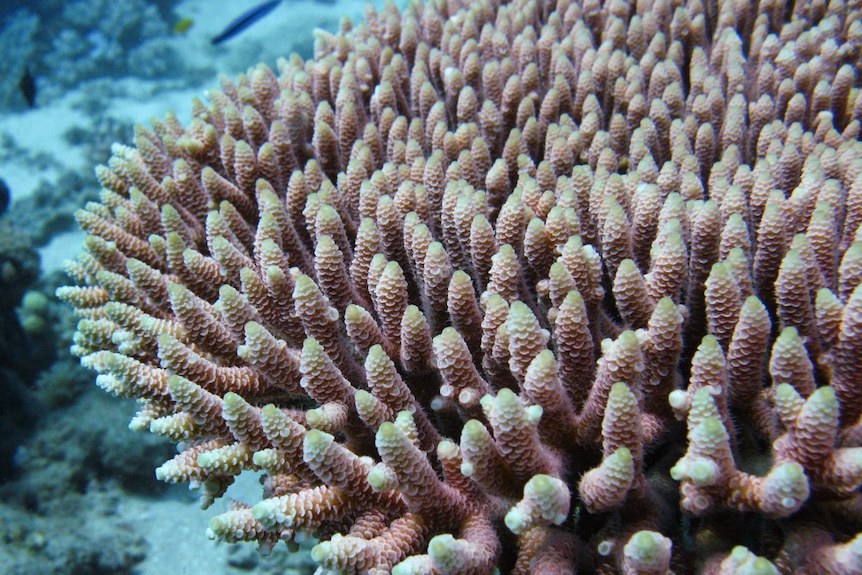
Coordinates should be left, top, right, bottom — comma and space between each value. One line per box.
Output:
58, 0, 862, 573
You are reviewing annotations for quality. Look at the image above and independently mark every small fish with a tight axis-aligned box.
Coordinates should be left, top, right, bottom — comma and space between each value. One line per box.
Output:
18, 67, 36, 108
0, 178, 9, 216
173, 17, 194, 34
211, 0, 281, 45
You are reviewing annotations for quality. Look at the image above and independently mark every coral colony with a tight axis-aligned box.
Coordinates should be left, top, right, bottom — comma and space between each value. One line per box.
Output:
58, 0, 862, 573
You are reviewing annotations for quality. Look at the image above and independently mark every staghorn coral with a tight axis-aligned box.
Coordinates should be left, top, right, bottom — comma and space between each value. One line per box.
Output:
57, 0, 862, 573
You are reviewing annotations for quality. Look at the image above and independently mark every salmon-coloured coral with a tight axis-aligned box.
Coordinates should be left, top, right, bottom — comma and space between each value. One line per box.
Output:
59, 0, 862, 572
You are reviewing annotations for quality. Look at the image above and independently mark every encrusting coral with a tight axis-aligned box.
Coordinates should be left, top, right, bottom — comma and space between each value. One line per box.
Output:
57, 0, 862, 572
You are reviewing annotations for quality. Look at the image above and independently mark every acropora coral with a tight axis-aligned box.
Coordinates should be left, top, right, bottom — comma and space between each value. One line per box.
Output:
58, 0, 862, 573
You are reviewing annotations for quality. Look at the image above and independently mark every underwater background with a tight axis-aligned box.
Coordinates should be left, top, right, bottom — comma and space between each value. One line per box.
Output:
0, 1, 371, 573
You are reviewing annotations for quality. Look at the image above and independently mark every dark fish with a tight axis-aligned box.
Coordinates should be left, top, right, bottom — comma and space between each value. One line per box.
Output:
0, 178, 8, 216
18, 67, 35, 108
211, 0, 281, 45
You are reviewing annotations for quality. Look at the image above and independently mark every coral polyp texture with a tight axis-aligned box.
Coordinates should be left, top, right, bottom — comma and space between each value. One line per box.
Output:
57, 0, 862, 572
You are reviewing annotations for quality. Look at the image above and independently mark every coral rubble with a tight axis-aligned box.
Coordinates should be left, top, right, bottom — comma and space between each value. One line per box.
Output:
59, 0, 862, 573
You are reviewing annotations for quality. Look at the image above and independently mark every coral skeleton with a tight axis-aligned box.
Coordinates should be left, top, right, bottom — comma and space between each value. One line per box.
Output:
59, 0, 862, 572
